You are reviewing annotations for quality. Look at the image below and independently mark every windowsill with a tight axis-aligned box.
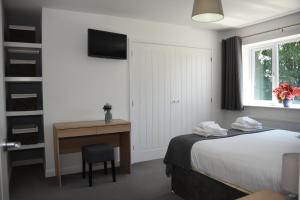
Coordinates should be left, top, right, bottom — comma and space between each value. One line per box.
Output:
244, 103, 300, 110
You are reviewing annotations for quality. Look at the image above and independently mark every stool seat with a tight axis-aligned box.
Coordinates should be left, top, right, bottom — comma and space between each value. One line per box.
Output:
81, 144, 116, 187
82, 144, 114, 163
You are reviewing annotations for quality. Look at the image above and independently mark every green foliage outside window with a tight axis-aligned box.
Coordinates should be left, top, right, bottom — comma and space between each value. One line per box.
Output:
254, 49, 272, 100
279, 41, 300, 103
254, 40, 300, 103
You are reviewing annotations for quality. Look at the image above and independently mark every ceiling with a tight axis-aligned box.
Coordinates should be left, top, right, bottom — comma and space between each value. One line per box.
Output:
4, 0, 300, 30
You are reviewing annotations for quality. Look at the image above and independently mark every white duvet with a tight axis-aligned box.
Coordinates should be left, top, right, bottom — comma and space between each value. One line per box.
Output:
191, 129, 300, 192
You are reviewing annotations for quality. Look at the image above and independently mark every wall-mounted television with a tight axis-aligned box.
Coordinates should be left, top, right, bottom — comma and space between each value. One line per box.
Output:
88, 29, 127, 60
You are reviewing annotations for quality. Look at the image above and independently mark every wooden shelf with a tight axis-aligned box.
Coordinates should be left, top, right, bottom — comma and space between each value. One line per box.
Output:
6, 110, 43, 117
5, 77, 42, 82
9, 143, 45, 151
4, 42, 42, 49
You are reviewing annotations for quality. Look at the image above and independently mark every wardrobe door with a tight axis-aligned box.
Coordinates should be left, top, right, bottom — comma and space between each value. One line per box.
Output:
130, 42, 212, 163
170, 47, 212, 137
131, 42, 174, 162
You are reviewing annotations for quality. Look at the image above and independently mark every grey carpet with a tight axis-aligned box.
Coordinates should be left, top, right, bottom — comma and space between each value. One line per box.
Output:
10, 159, 182, 200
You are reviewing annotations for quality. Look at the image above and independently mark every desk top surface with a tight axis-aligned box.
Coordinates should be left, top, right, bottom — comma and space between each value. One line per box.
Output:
237, 191, 284, 200
53, 119, 130, 130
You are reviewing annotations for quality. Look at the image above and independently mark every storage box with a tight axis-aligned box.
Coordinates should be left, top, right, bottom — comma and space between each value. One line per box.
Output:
8, 25, 36, 43
6, 82, 43, 111
10, 124, 39, 145
5, 48, 41, 77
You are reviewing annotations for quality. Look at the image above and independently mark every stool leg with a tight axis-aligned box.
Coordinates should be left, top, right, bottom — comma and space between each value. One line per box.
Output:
82, 158, 86, 179
111, 160, 116, 182
104, 161, 107, 175
89, 163, 93, 187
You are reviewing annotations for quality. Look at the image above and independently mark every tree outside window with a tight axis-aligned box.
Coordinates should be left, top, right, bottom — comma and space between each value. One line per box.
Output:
245, 37, 300, 107
279, 40, 300, 104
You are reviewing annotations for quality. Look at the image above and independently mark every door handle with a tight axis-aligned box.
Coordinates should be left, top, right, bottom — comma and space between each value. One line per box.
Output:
171, 100, 180, 104
0, 141, 21, 151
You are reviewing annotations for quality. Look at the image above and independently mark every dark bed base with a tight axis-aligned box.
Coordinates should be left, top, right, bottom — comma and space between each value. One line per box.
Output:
171, 166, 247, 200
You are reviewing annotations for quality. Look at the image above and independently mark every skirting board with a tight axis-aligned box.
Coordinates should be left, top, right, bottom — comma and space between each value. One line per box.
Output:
46, 161, 120, 178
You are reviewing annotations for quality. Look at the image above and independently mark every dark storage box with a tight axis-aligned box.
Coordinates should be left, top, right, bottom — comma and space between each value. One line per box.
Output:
10, 98, 38, 111
10, 132, 39, 145
8, 62, 37, 77
8, 25, 36, 43
10, 148, 44, 165
5, 48, 41, 77
6, 82, 43, 111
7, 116, 44, 144
10, 124, 39, 145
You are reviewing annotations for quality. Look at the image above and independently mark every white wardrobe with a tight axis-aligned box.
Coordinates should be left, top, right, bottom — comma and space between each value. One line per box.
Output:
130, 42, 212, 162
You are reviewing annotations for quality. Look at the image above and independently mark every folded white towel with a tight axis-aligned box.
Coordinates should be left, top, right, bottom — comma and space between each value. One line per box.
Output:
193, 121, 227, 137
231, 122, 262, 132
197, 121, 216, 129
235, 117, 262, 127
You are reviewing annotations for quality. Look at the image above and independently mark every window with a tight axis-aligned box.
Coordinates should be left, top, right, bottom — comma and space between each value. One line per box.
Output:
243, 35, 300, 107
278, 41, 300, 104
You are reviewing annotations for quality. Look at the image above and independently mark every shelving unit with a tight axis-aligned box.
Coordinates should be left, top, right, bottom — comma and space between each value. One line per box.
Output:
3, 12, 45, 169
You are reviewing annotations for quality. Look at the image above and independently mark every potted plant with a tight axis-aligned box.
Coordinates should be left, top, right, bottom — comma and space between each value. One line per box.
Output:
273, 83, 300, 107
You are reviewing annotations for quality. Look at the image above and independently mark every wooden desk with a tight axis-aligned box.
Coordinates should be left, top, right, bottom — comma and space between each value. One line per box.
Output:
237, 191, 285, 200
53, 119, 131, 186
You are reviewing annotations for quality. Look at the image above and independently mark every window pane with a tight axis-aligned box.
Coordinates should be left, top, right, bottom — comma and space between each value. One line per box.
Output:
254, 49, 273, 100
279, 40, 300, 104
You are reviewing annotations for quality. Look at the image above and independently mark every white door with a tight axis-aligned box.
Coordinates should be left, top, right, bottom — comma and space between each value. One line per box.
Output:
171, 47, 212, 137
130, 42, 212, 163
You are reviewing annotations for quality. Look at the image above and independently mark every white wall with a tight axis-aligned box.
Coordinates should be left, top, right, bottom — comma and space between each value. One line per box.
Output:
218, 12, 300, 129
221, 12, 300, 45
42, 8, 220, 177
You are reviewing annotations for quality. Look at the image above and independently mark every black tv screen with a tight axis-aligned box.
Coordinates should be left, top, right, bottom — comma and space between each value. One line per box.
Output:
88, 29, 127, 59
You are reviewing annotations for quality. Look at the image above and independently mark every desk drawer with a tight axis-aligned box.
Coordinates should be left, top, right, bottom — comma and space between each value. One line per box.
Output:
59, 134, 120, 154
96, 124, 130, 135
57, 127, 97, 138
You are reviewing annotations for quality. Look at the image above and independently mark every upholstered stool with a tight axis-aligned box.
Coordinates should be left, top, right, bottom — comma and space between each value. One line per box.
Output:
82, 144, 116, 187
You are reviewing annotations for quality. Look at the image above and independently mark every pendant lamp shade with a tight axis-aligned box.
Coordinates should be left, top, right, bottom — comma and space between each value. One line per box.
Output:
192, 0, 224, 22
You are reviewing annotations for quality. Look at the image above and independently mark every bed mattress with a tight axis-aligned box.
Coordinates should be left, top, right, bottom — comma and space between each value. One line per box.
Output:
191, 129, 300, 192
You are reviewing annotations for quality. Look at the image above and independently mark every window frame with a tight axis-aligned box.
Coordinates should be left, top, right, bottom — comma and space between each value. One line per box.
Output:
250, 44, 276, 105
243, 35, 300, 107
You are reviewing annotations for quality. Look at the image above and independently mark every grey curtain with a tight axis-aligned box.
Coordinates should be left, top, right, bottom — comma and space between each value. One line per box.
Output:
221, 36, 243, 110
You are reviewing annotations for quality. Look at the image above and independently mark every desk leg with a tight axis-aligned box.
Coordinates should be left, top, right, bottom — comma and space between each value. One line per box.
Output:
119, 132, 131, 173
54, 131, 62, 186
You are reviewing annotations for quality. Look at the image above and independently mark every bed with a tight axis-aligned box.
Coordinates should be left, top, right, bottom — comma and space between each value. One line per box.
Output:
164, 129, 300, 200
